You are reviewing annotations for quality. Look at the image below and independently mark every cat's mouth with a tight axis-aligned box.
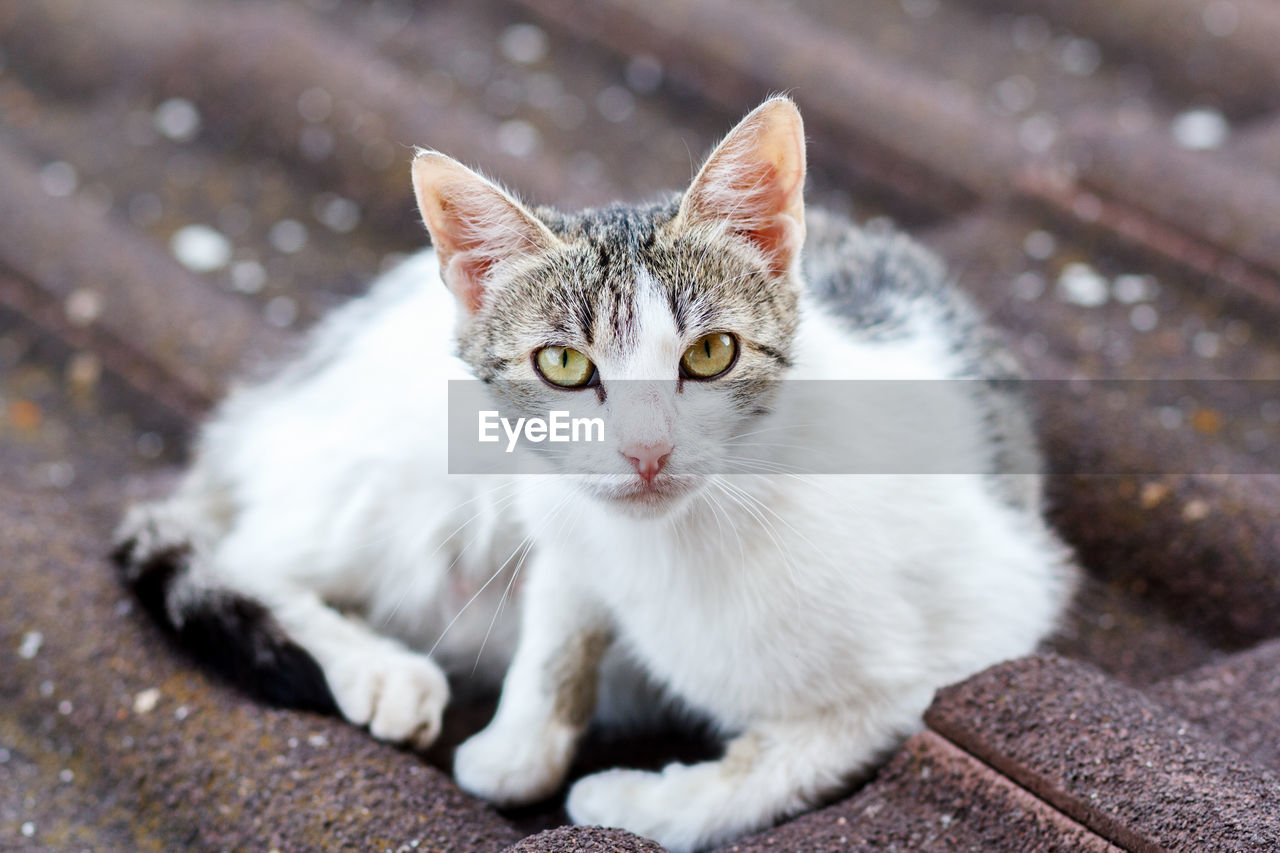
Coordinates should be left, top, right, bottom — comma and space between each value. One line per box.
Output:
581, 472, 698, 513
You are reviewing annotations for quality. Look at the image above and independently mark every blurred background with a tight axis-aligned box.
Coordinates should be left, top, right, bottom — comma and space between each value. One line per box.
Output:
2, 0, 1280, 849
1, 0, 1279, 488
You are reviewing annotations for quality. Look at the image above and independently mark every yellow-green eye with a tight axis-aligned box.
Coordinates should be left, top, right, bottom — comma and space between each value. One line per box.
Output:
680, 333, 737, 379
535, 346, 596, 388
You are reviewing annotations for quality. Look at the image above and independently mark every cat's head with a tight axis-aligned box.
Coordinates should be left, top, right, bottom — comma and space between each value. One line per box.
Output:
414, 97, 806, 516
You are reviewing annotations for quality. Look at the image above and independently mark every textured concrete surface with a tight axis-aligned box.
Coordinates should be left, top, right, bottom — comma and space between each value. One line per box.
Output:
926, 655, 1280, 853
719, 731, 1121, 853
1, 484, 523, 852
3, 0, 1280, 849
504, 827, 668, 853
1151, 638, 1280, 775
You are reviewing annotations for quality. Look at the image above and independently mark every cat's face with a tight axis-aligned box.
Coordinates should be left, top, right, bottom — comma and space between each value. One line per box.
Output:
415, 98, 807, 516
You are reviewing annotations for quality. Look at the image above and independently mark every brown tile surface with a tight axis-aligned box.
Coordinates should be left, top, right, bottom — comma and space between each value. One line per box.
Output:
1, 482, 523, 852
719, 731, 1120, 853
926, 654, 1280, 853
1151, 638, 1280, 775
3, 0, 1280, 849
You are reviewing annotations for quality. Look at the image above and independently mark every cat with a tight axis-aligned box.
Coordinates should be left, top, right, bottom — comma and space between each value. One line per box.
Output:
113, 97, 1077, 852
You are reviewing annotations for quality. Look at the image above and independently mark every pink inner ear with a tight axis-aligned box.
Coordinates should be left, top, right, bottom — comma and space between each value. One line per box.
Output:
696, 157, 804, 276
446, 253, 492, 314
419, 175, 555, 314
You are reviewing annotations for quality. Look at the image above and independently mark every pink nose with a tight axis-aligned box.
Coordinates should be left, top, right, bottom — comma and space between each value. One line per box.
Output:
622, 442, 673, 484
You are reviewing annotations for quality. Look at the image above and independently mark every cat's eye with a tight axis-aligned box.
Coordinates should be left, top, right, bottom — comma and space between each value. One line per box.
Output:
534, 346, 597, 388
680, 333, 738, 380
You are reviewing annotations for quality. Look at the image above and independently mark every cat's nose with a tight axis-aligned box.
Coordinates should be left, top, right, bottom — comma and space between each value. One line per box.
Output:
621, 442, 673, 484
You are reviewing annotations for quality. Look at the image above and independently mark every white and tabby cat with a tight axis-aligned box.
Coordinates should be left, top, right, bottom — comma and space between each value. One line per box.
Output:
114, 98, 1076, 851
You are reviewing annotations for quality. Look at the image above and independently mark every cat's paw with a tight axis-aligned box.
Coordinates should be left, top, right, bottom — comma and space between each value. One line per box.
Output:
566, 765, 718, 853
326, 648, 449, 749
453, 718, 576, 807
111, 502, 197, 577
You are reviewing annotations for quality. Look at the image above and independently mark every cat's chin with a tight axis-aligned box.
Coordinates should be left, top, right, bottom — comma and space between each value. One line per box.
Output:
581, 477, 701, 518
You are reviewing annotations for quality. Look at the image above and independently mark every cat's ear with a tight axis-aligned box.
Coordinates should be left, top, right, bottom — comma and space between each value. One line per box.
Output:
677, 97, 807, 276
412, 151, 562, 313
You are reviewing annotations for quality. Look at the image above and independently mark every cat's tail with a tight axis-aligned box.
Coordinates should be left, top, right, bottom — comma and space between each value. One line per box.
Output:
111, 500, 337, 713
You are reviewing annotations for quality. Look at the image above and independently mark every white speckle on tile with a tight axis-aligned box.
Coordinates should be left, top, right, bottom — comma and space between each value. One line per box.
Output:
1113, 273, 1158, 304
58, 700, 73, 715
994, 75, 1036, 114
67, 351, 101, 389
1013, 271, 1046, 301
1129, 304, 1158, 332
315, 195, 361, 233
496, 119, 540, 158
174, 705, 190, 721
1202, 1, 1239, 36
133, 688, 161, 715
596, 86, 635, 123
136, 432, 165, 459
1192, 331, 1220, 358
39, 161, 78, 198
900, 0, 939, 19
59, 769, 74, 784
153, 98, 201, 142
1056, 262, 1109, 307
171, 225, 232, 272
1182, 499, 1211, 521
21, 822, 34, 838
1172, 109, 1229, 150
1060, 38, 1101, 76
307, 733, 329, 747
1157, 406, 1183, 430
64, 288, 104, 327
500, 24, 548, 64
626, 55, 663, 93
297, 87, 333, 123
1022, 229, 1056, 260
1019, 113, 1057, 152
299, 126, 335, 162
18, 631, 42, 660
230, 260, 267, 294
44, 461, 76, 488
265, 296, 299, 328
288, 737, 299, 749
269, 219, 309, 254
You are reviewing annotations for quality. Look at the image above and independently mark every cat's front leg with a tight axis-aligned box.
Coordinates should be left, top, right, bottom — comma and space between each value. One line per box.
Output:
453, 560, 611, 806
566, 702, 920, 853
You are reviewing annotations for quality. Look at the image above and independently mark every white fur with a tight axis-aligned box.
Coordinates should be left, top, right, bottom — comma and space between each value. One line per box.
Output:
127, 242, 1074, 851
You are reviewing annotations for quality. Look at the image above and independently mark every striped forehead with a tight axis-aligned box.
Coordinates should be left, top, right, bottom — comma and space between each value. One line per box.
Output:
592, 267, 683, 379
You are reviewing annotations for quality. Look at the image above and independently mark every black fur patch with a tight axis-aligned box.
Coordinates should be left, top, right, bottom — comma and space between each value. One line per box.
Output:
112, 542, 337, 714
